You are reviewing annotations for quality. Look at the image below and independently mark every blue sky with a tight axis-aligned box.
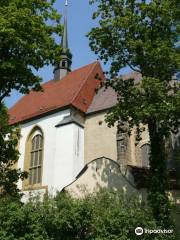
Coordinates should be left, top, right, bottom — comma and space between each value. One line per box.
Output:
5, 0, 129, 108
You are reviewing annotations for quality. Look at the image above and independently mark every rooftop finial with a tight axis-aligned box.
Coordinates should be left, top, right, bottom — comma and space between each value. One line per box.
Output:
65, 0, 68, 6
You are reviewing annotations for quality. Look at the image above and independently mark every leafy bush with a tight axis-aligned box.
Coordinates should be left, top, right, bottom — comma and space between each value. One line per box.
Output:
0, 104, 27, 198
0, 190, 176, 240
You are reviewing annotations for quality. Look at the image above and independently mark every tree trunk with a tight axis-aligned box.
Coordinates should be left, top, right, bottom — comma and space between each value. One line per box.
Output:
148, 120, 171, 227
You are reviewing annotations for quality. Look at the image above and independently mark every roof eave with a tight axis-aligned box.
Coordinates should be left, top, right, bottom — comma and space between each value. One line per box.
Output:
9, 104, 85, 126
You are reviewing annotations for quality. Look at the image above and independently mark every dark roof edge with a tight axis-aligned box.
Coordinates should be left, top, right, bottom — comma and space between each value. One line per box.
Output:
55, 120, 84, 129
86, 106, 113, 116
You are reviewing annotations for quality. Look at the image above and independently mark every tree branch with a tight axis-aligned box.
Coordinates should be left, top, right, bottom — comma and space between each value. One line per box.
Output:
0, 88, 11, 103
125, 61, 142, 73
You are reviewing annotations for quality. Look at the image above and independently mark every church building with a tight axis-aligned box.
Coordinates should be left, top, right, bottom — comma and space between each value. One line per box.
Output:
9, 2, 180, 201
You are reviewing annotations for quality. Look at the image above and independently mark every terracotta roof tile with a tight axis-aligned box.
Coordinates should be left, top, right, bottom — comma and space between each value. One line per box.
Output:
9, 61, 104, 124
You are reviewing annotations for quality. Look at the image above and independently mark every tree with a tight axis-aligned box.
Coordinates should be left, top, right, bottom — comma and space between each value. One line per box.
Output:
88, 0, 180, 227
0, 190, 176, 239
0, 0, 62, 197
0, 104, 27, 198
0, 0, 62, 104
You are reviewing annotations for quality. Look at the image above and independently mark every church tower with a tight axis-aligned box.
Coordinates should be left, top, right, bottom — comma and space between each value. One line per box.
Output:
54, 0, 72, 81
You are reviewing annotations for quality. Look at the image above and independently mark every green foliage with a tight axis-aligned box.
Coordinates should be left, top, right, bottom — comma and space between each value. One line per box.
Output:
0, 0, 62, 198
0, 190, 176, 240
0, 0, 62, 101
88, 0, 179, 79
88, 0, 180, 226
0, 104, 27, 198
105, 77, 180, 138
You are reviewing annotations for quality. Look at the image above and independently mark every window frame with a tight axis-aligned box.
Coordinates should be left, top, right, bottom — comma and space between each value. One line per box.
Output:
29, 134, 43, 185
23, 126, 44, 190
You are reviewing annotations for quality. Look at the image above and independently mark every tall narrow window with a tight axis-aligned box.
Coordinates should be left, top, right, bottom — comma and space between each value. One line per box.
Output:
117, 132, 128, 165
62, 61, 66, 67
29, 134, 43, 185
141, 144, 150, 167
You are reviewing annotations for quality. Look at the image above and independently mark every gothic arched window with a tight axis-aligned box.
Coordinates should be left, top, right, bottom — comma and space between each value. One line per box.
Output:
141, 143, 150, 167
23, 127, 44, 189
29, 134, 43, 185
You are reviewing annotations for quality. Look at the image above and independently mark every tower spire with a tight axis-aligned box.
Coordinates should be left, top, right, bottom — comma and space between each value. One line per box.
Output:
61, 0, 68, 50
54, 0, 72, 81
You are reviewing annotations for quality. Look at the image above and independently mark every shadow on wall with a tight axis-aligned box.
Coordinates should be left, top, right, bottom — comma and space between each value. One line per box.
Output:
64, 156, 146, 200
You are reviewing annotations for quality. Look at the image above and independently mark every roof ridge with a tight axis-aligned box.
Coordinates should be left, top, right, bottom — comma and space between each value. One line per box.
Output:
70, 61, 98, 105
9, 61, 101, 125
42, 62, 98, 86
9, 62, 97, 111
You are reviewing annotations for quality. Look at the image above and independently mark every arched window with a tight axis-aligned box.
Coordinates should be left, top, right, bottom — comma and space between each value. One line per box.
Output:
29, 134, 43, 185
117, 132, 128, 165
141, 144, 150, 167
23, 127, 44, 189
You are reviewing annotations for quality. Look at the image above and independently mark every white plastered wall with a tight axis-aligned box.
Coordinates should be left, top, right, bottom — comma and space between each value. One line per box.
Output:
18, 109, 84, 195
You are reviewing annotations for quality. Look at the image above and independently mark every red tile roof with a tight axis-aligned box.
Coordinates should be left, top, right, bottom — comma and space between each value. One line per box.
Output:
9, 61, 104, 125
